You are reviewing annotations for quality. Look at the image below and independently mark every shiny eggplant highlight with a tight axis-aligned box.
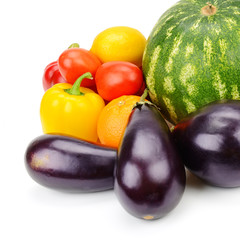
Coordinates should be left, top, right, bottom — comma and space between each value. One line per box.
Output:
25, 134, 117, 192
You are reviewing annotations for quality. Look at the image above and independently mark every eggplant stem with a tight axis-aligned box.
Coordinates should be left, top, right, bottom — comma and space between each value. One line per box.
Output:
140, 88, 148, 102
132, 87, 162, 111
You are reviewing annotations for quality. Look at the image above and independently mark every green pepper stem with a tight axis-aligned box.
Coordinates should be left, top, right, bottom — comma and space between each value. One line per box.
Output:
64, 72, 93, 96
68, 43, 80, 49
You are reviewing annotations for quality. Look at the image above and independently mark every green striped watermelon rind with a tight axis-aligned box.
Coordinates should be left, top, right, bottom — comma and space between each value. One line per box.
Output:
142, 0, 240, 124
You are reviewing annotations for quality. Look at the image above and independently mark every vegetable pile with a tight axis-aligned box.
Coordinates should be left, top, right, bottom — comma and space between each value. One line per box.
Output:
25, 0, 240, 221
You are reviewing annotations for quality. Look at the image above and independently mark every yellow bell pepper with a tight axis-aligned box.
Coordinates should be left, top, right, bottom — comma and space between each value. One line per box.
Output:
40, 72, 105, 142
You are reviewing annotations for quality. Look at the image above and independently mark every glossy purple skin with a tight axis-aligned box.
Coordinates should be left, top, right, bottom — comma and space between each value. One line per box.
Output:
25, 134, 117, 192
173, 100, 240, 188
114, 103, 186, 220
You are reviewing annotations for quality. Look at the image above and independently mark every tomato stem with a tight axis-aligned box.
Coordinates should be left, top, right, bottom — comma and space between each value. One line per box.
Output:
68, 43, 80, 49
64, 72, 93, 96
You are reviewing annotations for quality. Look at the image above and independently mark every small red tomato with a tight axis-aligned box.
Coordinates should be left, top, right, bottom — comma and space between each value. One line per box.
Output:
42, 61, 66, 91
58, 48, 101, 87
95, 61, 143, 101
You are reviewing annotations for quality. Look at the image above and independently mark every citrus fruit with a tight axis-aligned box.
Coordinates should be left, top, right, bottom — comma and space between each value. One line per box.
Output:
97, 95, 140, 148
90, 26, 146, 67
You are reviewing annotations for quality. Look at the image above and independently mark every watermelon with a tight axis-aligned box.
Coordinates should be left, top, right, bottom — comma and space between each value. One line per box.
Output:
142, 0, 240, 124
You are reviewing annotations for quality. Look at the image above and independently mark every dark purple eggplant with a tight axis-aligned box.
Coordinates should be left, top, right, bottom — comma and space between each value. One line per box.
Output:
114, 102, 186, 220
25, 134, 117, 192
173, 100, 240, 188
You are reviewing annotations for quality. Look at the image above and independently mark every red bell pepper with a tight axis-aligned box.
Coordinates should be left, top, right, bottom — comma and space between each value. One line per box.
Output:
42, 61, 66, 91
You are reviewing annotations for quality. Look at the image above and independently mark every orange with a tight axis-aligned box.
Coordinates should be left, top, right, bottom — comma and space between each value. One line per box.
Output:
97, 95, 140, 148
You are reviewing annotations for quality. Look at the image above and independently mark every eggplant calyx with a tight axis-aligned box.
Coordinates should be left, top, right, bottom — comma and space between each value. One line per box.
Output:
132, 88, 161, 111
132, 101, 152, 110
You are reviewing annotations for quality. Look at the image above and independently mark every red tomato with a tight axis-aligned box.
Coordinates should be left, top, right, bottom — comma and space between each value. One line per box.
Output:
42, 61, 66, 91
58, 48, 101, 87
95, 61, 143, 101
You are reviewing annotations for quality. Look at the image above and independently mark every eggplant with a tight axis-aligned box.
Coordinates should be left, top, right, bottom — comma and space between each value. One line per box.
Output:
114, 102, 186, 220
25, 134, 117, 192
173, 100, 240, 188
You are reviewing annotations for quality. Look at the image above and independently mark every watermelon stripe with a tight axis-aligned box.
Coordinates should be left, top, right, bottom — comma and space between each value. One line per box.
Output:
231, 85, 240, 99
145, 46, 161, 102
162, 96, 177, 122
185, 43, 194, 58
224, 17, 237, 30
179, 63, 196, 96
190, 18, 202, 30
182, 97, 196, 114
212, 71, 227, 98
219, 39, 227, 62
165, 34, 184, 73
165, 57, 173, 73
233, 9, 240, 14
163, 76, 175, 93
203, 37, 213, 66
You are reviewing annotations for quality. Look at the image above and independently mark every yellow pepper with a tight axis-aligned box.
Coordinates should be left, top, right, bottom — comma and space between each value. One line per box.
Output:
40, 72, 105, 142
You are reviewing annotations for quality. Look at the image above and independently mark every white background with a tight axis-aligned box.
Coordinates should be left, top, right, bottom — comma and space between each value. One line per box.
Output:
1, 0, 240, 239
